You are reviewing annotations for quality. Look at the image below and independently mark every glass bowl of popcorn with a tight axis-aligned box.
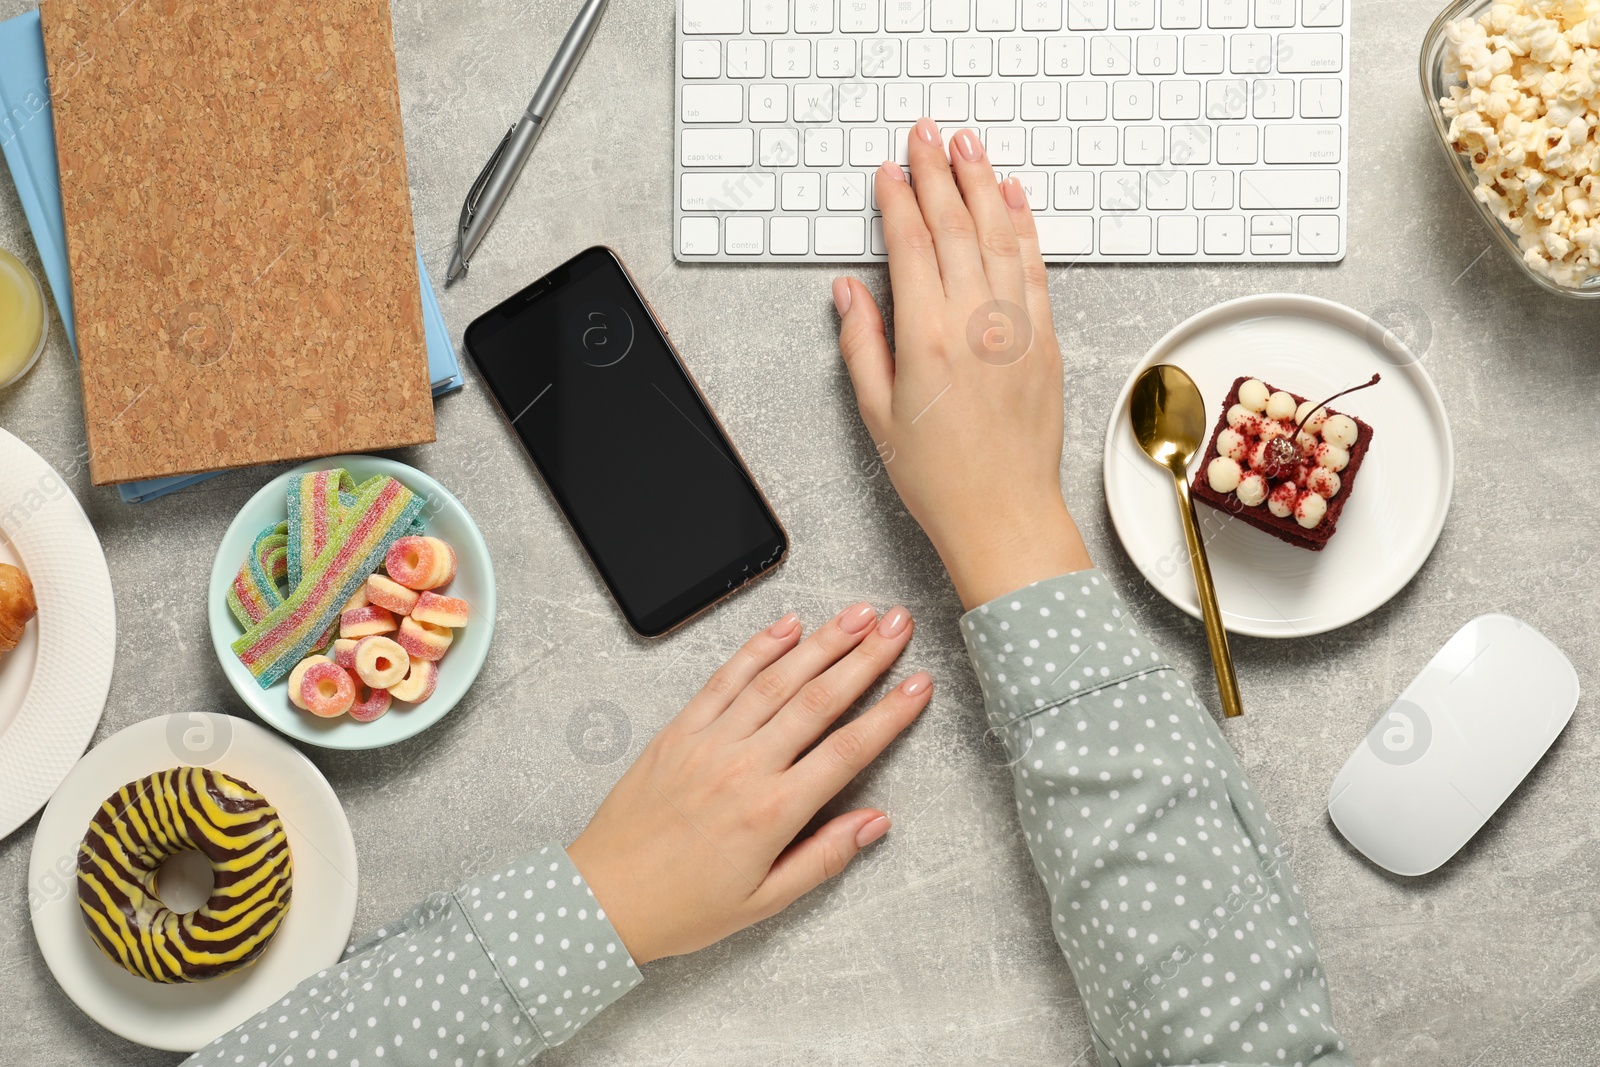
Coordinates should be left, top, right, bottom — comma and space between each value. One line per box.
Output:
1422, 0, 1600, 297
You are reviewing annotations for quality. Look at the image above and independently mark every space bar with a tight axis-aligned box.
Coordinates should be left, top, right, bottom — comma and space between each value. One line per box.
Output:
1239, 170, 1341, 210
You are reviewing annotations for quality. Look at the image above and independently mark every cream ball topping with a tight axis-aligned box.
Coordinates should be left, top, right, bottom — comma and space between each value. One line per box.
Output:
1238, 379, 1270, 412
1207, 456, 1243, 493
1315, 442, 1350, 472
1307, 467, 1341, 498
1321, 413, 1358, 448
1216, 427, 1248, 462
1295, 491, 1328, 529
1265, 391, 1297, 421
1236, 472, 1268, 506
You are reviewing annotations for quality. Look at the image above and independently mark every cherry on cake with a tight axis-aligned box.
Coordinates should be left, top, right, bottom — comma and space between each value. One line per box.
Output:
1189, 375, 1376, 551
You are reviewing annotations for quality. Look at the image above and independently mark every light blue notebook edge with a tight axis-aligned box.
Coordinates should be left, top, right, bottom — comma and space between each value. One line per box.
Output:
0, 9, 464, 504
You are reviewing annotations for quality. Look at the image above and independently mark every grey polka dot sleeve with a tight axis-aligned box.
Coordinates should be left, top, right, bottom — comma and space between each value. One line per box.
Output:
183, 845, 642, 1067
961, 570, 1352, 1066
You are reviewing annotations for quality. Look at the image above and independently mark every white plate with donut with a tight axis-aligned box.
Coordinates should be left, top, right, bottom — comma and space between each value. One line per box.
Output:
0, 427, 116, 841
29, 712, 358, 1052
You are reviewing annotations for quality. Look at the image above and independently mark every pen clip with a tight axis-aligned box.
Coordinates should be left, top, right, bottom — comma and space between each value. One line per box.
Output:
458, 123, 516, 243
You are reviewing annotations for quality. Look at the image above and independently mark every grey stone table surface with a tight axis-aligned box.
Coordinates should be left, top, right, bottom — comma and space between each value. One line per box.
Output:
0, 0, 1595, 1063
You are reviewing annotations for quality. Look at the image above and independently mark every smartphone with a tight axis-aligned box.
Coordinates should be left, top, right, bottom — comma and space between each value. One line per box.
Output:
464, 246, 787, 637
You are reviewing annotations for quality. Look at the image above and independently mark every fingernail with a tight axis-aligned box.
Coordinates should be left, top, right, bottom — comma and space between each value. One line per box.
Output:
955, 130, 983, 161
1003, 176, 1028, 210
768, 612, 799, 638
831, 276, 852, 316
878, 605, 910, 637
856, 815, 891, 848
900, 672, 932, 697
881, 160, 907, 183
915, 117, 938, 145
839, 602, 876, 634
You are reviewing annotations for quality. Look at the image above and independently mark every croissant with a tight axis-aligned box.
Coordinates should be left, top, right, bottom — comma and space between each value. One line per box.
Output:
0, 563, 37, 654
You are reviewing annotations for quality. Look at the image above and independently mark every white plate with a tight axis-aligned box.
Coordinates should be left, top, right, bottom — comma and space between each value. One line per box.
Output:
0, 427, 116, 840
1102, 294, 1455, 638
28, 713, 357, 1052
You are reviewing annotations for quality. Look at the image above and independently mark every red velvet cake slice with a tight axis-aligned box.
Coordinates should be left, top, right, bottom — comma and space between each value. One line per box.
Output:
1189, 376, 1375, 551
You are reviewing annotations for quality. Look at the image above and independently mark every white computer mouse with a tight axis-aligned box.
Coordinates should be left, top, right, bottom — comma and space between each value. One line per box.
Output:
1327, 613, 1579, 877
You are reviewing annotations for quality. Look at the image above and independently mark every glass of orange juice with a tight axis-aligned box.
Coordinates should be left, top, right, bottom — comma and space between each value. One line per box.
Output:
0, 247, 46, 389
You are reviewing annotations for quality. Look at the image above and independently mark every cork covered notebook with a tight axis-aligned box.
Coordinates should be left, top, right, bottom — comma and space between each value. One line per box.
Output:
40, 0, 435, 484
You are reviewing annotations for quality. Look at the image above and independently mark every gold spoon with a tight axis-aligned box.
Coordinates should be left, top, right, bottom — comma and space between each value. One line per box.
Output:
1129, 364, 1244, 719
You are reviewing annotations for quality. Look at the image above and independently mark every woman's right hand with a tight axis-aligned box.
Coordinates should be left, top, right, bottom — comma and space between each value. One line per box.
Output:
832, 118, 1092, 609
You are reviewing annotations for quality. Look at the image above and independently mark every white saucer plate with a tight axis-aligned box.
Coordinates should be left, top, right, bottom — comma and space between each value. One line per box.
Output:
1102, 294, 1455, 639
28, 712, 357, 1052
0, 427, 116, 840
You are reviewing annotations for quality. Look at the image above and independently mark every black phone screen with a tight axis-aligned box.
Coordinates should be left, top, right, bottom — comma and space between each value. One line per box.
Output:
464, 247, 786, 636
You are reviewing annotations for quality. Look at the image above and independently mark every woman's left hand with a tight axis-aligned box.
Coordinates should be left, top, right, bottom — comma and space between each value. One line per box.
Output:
567, 603, 931, 965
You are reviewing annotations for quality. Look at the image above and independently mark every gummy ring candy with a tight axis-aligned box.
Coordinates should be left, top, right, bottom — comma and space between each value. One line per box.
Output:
340, 605, 397, 639
396, 616, 451, 661
365, 574, 419, 615
354, 635, 409, 689
349, 684, 392, 723
287, 655, 331, 711
412, 592, 468, 628
388, 659, 438, 703
300, 662, 355, 718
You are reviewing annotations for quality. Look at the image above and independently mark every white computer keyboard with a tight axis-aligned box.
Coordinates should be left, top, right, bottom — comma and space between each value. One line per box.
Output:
674, 0, 1348, 263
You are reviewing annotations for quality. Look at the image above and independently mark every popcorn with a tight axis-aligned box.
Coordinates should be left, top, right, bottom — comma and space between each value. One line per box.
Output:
1442, 0, 1600, 286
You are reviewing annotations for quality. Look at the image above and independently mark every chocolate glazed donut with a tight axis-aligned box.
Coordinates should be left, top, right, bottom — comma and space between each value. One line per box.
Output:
76, 767, 293, 983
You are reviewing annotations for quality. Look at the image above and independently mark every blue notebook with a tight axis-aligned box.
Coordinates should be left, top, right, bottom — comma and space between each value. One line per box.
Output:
0, 8, 462, 503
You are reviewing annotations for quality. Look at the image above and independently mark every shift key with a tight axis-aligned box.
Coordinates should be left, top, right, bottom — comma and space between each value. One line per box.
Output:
1263, 124, 1341, 164
1239, 169, 1339, 210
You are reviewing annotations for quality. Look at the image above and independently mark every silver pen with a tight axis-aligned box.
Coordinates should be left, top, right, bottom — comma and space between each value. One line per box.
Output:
446, 0, 610, 286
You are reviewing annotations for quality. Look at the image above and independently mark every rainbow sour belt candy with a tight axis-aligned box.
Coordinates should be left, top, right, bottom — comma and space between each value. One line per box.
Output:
226, 521, 289, 628
231, 471, 423, 688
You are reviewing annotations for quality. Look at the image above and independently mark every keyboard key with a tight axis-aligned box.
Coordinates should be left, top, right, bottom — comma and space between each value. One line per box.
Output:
725, 216, 765, 254
1239, 168, 1340, 208
1068, 80, 1110, 119
1161, 0, 1202, 27
1147, 170, 1187, 208
1204, 215, 1245, 253
683, 172, 777, 211
816, 215, 867, 254
1023, 0, 1065, 30
1137, 35, 1179, 74
1115, 0, 1156, 28
1079, 126, 1118, 164
932, 0, 972, 30
862, 39, 902, 76
978, 0, 1018, 30
1045, 36, 1087, 74
955, 38, 994, 75
761, 128, 800, 166
680, 216, 719, 254
795, 83, 836, 120
683, 0, 741, 34
1068, 0, 1111, 30
1157, 214, 1199, 253
929, 83, 971, 120
1124, 125, 1165, 164
1090, 36, 1133, 74
1255, 0, 1295, 26
1000, 37, 1040, 75
1301, 0, 1343, 27
1053, 170, 1095, 208
817, 40, 857, 77
750, 0, 789, 32
782, 171, 821, 209
977, 83, 1017, 120
1230, 34, 1272, 73
1037, 216, 1094, 253
838, 83, 878, 120
727, 40, 766, 77
1101, 215, 1152, 253
886, 0, 926, 30
804, 127, 844, 165
1112, 80, 1155, 120
1251, 233, 1290, 254
907, 39, 948, 76
683, 84, 743, 122
1251, 213, 1291, 234
884, 84, 923, 120
1011, 170, 1049, 207
683, 129, 755, 167
682, 41, 721, 79
1102, 170, 1142, 208
1021, 81, 1063, 120
770, 216, 809, 253
871, 216, 887, 254
774, 40, 811, 77
1032, 127, 1073, 164
1253, 79, 1294, 118
795, 0, 834, 31
1264, 123, 1341, 163
1276, 33, 1342, 72
1207, 0, 1247, 27
827, 172, 868, 209
1193, 169, 1233, 208
1206, 79, 1248, 118
1160, 78, 1201, 119
1183, 35, 1225, 73
839, 0, 879, 32
850, 127, 891, 165
1170, 124, 1211, 163
750, 84, 789, 121
987, 127, 1028, 164
1300, 77, 1342, 118
1216, 125, 1258, 163
1298, 213, 1339, 253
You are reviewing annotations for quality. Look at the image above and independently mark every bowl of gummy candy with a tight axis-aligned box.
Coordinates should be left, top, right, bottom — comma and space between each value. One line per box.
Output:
208, 456, 497, 750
